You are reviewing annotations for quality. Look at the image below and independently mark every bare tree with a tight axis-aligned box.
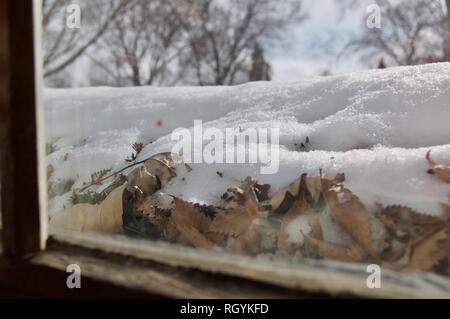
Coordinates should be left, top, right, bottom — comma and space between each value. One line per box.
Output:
42, 0, 132, 79
43, 0, 306, 87
249, 43, 272, 81
89, 0, 187, 86
341, 0, 449, 66
172, 0, 306, 85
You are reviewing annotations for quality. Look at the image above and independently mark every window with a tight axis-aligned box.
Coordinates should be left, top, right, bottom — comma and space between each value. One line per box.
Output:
1, 0, 450, 298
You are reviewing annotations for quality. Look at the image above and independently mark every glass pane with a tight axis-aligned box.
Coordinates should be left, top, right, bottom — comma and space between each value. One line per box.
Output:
42, 0, 450, 295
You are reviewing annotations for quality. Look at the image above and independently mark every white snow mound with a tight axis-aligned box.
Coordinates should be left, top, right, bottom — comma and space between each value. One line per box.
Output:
45, 63, 450, 216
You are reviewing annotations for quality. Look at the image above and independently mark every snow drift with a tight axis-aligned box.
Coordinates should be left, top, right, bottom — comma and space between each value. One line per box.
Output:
45, 63, 450, 217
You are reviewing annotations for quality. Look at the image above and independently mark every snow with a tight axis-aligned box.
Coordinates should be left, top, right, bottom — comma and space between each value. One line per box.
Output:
45, 63, 450, 217
286, 216, 312, 245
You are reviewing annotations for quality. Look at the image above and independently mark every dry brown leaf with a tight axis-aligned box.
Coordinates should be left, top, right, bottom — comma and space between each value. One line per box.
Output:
49, 203, 98, 233
269, 175, 302, 210
97, 185, 126, 233
165, 196, 214, 243
324, 186, 373, 255
176, 224, 217, 249
305, 235, 366, 262
127, 166, 159, 196
408, 227, 449, 273
376, 205, 449, 271
50, 186, 125, 234
241, 177, 270, 203
209, 207, 252, 237
252, 219, 279, 252
270, 172, 344, 216
225, 186, 245, 206
426, 150, 450, 183
221, 177, 268, 212
227, 222, 261, 255
245, 187, 260, 218
137, 193, 172, 211
254, 182, 271, 196
144, 155, 176, 187
377, 206, 447, 245
304, 172, 344, 209
137, 194, 172, 230
304, 175, 323, 205
209, 178, 271, 237
321, 171, 345, 192
269, 174, 309, 215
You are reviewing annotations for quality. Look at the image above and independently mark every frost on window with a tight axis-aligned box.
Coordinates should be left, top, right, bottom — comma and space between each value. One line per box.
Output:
43, 0, 450, 286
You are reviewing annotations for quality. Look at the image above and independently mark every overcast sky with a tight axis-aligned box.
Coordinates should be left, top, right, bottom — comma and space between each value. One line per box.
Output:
269, 0, 367, 81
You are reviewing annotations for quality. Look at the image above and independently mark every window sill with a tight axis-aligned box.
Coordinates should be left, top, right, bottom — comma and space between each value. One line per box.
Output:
1, 231, 449, 298
0, 238, 328, 298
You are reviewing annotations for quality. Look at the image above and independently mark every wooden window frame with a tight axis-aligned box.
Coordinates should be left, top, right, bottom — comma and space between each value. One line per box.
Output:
0, 0, 46, 257
0, 1, 449, 299
0, 0, 323, 298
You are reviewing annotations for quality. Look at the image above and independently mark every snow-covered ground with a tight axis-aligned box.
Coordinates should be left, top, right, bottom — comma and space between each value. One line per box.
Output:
45, 63, 450, 217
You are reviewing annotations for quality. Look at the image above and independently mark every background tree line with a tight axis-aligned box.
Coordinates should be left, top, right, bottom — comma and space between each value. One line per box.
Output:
341, 0, 450, 67
43, 0, 450, 87
43, 0, 305, 87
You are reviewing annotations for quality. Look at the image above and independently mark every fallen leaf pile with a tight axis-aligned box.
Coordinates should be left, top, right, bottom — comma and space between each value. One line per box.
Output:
50, 150, 450, 276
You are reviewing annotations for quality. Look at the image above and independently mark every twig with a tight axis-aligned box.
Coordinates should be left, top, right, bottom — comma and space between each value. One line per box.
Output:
78, 152, 173, 193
